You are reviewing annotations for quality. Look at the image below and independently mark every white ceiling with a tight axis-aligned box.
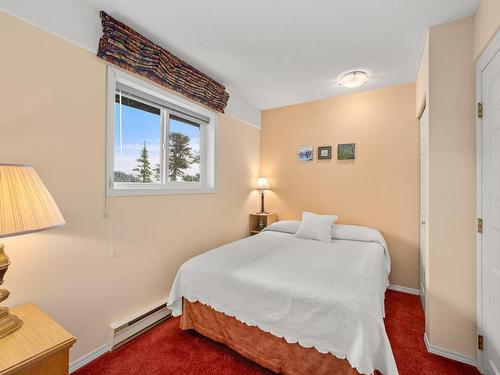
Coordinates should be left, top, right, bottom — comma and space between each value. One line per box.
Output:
84, 0, 478, 109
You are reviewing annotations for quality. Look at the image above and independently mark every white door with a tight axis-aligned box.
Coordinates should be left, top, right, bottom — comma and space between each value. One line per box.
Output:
481, 44, 500, 375
419, 107, 428, 308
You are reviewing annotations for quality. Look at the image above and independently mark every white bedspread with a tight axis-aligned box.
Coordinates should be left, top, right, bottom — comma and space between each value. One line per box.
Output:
167, 225, 398, 375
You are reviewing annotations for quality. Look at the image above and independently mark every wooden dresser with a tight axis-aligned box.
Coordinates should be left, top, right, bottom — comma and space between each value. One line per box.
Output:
0, 304, 76, 375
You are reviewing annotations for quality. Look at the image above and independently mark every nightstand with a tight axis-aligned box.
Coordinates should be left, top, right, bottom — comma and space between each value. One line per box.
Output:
249, 213, 278, 235
0, 304, 76, 375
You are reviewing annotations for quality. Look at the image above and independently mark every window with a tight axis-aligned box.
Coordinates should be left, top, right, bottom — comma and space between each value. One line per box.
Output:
168, 115, 201, 182
107, 67, 216, 195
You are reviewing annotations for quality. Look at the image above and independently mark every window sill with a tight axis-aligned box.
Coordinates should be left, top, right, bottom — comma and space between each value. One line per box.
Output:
108, 186, 217, 197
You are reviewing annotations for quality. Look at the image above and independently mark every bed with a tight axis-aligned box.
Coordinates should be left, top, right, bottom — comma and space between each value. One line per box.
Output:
167, 221, 398, 375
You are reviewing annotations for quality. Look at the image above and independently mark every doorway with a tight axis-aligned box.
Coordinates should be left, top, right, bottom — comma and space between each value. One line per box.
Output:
477, 30, 500, 375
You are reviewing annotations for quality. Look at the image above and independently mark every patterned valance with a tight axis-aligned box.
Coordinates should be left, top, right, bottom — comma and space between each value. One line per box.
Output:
97, 11, 229, 113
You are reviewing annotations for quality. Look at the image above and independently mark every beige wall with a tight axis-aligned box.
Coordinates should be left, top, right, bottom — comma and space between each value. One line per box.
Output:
416, 16, 477, 358
0, 12, 260, 362
260, 83, 420, 289
474, 0, 500, 59
427, 15, 477, 358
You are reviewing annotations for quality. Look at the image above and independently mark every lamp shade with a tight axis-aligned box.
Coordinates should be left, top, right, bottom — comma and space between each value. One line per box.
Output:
256, 177, 270, 190
0, 165, 65, 238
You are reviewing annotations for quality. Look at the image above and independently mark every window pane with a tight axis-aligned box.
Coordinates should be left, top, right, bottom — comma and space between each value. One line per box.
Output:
114, 94, 162, 183
168, 115, 200, 182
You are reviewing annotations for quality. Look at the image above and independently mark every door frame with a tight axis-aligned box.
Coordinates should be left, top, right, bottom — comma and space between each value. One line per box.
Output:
418, 103, 427, 309
475, 29, 500, 373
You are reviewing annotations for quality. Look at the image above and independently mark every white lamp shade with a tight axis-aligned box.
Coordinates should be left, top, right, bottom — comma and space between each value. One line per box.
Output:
0, 165, 65, 238
256, 177, 270, 190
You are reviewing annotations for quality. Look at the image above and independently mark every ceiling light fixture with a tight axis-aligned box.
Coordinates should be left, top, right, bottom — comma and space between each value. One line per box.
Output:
338, 71, 368, 88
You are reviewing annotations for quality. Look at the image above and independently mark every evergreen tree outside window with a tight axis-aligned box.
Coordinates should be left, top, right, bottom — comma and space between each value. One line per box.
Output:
133, 141, 154, 183
169, 116, 200, 182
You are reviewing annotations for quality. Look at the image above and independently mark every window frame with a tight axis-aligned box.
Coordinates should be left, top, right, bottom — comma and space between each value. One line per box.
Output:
106, 66, 217, 196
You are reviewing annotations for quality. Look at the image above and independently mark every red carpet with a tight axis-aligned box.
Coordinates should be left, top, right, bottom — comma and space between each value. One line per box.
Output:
74, 291, 479, 374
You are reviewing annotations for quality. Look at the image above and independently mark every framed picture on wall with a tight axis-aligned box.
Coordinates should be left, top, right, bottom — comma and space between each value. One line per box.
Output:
337, 143, 355, 160
317, 146, 332, 160
297, 146, 314, 161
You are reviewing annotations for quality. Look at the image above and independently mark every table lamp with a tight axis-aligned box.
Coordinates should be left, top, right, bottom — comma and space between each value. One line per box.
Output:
256, 177, 270, 214
0, 164, 65, 338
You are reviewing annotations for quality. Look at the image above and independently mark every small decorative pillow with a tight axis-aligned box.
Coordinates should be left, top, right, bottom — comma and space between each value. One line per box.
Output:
294, 212, 338, 242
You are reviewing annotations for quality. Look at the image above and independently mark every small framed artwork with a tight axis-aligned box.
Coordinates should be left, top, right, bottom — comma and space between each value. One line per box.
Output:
317, 146, 332, 160
297, 146, 314, 161
337, 143, 355, 160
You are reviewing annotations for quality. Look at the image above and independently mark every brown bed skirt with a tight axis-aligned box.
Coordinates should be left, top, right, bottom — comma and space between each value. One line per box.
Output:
180, 299, 361, 375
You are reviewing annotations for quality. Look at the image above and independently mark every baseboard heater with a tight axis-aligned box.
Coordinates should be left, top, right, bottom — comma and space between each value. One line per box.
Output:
108, 299, 171, 350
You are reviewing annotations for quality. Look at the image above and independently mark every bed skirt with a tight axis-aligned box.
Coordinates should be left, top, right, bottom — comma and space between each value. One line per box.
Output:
180, 299, 361, 375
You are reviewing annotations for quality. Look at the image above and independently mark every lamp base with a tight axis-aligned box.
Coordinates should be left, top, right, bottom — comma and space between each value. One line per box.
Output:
0, 307, 22, 338
258, 191, 269, 214
0, 244, 23, 338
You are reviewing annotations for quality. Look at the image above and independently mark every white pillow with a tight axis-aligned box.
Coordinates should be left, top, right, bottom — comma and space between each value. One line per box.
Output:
332, 224, 384, 243
294, 212, 338, 242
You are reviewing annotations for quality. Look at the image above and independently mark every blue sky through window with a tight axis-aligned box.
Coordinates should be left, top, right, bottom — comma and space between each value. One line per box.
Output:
114, 101, 200, 178
114, 102, 161, 177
